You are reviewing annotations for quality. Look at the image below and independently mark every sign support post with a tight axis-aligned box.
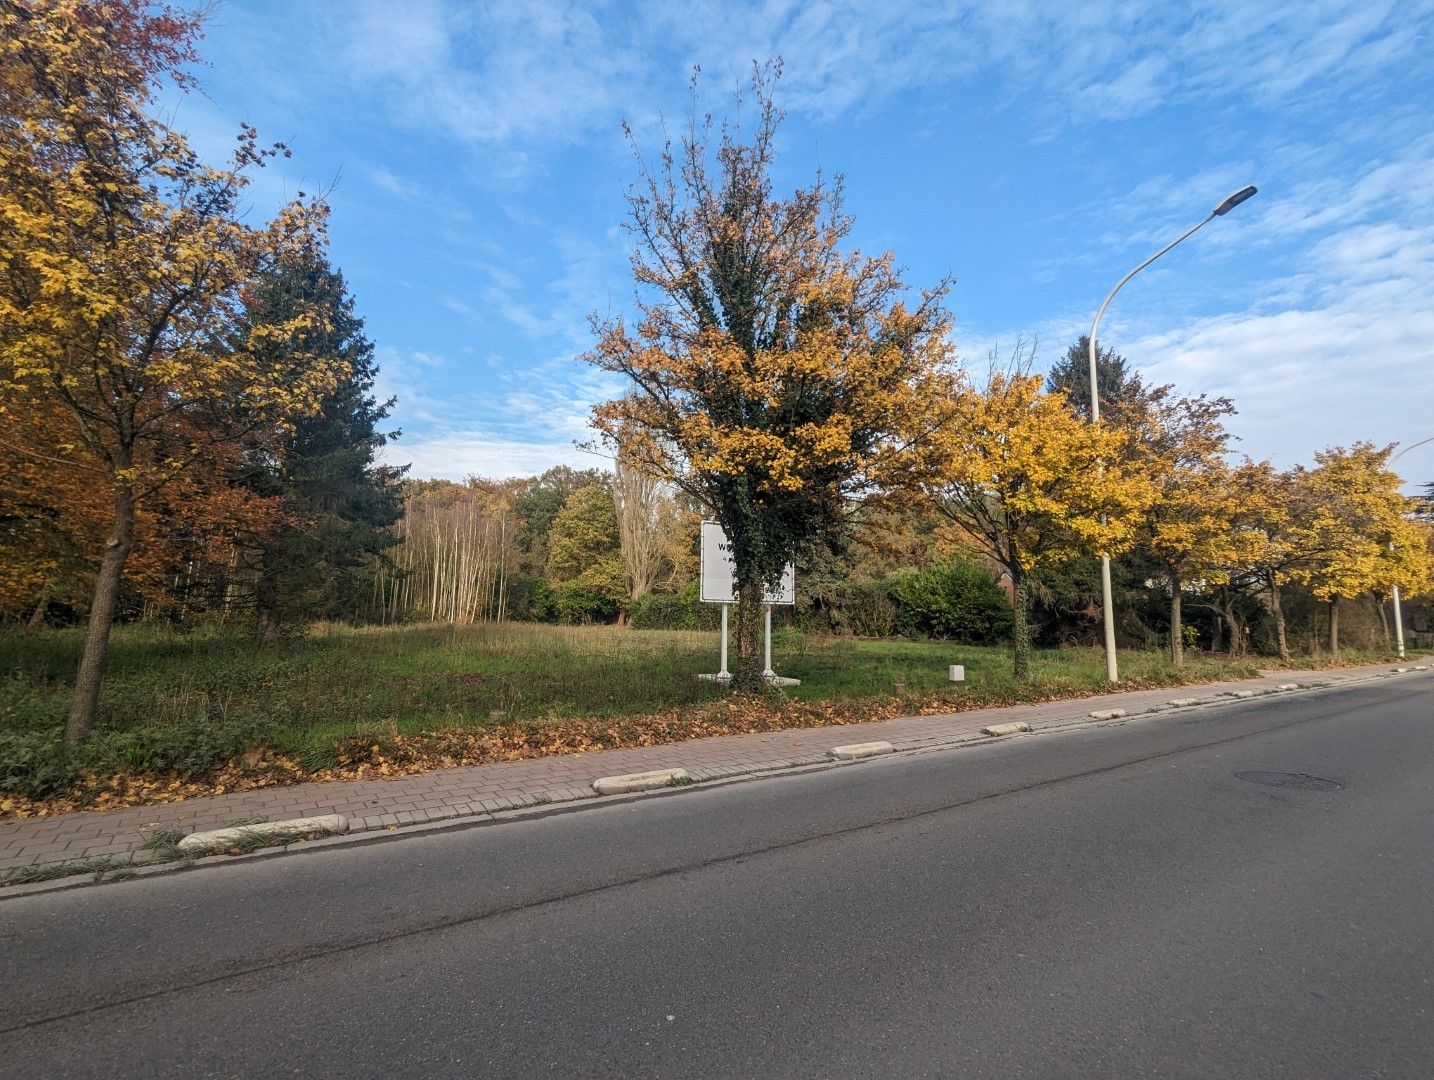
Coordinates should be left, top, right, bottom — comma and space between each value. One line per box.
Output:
697, 520, 799, 686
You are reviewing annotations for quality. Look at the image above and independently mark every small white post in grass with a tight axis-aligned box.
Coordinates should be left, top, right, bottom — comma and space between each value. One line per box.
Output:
948, 664, 966, 682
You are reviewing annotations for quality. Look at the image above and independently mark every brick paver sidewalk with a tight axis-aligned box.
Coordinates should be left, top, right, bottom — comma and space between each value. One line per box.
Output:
1, 662, 1421, 872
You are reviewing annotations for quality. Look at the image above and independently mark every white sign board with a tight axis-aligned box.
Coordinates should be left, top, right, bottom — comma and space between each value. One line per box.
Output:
699, 520, 795, 605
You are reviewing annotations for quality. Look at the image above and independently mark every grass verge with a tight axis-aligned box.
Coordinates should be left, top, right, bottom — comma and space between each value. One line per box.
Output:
0, 621, 1410, 817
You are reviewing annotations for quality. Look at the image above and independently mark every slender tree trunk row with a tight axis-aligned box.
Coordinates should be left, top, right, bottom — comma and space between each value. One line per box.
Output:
378, 494, 515, 624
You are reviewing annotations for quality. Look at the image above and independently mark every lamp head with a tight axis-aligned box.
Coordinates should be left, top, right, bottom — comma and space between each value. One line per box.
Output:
1213, 185, 1258, 216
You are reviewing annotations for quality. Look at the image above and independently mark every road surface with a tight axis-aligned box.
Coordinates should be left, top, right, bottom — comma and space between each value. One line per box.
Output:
2, 674, 1431, 1077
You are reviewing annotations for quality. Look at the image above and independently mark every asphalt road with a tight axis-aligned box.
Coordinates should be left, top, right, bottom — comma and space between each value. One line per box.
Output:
3, 675, 1432, 1078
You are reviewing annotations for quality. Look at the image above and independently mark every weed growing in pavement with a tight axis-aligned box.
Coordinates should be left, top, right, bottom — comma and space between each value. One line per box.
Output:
1, 855, 128, 887
135, 828, 190, 865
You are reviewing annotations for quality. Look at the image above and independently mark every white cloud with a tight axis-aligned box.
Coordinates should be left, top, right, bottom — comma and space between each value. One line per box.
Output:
382, 432, 601, 482
1122, 217, 1434, 481
336, 0, 645, 147
370, 167, 422, 200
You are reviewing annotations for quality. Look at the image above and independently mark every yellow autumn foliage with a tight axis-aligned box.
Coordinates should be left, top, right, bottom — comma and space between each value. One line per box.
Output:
0, 0, 346, 740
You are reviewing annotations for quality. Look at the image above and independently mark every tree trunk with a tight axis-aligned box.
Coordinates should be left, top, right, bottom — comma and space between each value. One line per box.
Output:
1374, 594, 1390, 645
732, 581, 764, 693
1011, 564, 1031, 681
1220, 594, 1245, 656
1221, 596, 1245, 657
1169, 573, 1184, 666
1269, 575, 1290, 662
1328, 597, 1340, 654
25, 586, 51, 630
1211, 612, 1224, 654
66, 481, 136, 744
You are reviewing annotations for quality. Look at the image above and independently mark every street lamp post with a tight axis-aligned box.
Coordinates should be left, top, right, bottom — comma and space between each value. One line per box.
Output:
1388, 436, 1434, 659
1088, 185, 1257, 683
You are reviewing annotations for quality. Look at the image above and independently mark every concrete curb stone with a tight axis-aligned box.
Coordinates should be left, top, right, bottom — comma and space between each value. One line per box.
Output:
981, 722, 1033, 737
592, 769, 691, 795
830, 741, 896, 760
177, 815, 348, 854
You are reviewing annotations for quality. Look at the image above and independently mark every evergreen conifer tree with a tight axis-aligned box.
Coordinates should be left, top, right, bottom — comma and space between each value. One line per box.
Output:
242, 255, 405, 629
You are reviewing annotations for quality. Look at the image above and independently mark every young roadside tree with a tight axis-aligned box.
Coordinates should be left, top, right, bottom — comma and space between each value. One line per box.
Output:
584, 66, 953, 690
1236, 460, 1306, 662
929, 368, 1155, 679
1129, 392, 1245, 665
1288, 443, 1416, 652
240, 254, 405, 631
0, 394, 289, 626
0, 1, 339, 742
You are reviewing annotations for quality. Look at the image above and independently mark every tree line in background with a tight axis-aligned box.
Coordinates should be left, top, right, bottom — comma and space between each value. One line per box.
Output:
4, 12, 1433, 739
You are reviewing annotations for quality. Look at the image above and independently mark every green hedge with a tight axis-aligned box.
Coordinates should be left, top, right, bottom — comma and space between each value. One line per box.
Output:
628, 582, 721, 631
890, 560, 1013, 643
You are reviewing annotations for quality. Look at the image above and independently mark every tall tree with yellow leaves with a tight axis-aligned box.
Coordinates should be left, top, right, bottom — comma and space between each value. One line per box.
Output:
929, 367, 1154, 679
1128, 392, 1246, 665
0, 1, 340, 742
1235, 460, 1306, 662
584, 66, 953, 691
1289, 443, 1418, 652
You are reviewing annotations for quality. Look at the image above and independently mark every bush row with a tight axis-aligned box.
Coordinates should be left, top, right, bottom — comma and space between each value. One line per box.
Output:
628, 560, 1013, 643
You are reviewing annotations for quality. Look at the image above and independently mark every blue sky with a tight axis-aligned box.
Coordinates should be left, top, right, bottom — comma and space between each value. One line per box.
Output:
176, 0, 1434, 489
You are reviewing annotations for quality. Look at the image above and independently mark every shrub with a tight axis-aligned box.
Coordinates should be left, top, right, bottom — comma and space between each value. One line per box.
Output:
506, 576, 556, 622
628, 582, 721, 631
0, 732, 80, 799
0, 717, 273, 800
798, 579, 901, 637
554, 582, 622, 624
891, 560, 1013, 643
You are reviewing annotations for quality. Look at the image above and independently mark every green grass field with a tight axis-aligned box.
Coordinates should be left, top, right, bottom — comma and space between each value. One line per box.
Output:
0, 619, 1375, 802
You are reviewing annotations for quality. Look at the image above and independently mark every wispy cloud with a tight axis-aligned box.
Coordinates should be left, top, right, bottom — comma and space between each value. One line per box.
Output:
322, 1, 1423, 151
1121, 210, 1434, 478
337, 0, 645, 148
369, 167, 422, 200
381, 432, 599, 482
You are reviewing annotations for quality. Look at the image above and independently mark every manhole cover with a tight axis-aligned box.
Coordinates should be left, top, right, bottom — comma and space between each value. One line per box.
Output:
1235, 771, 1343, 792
